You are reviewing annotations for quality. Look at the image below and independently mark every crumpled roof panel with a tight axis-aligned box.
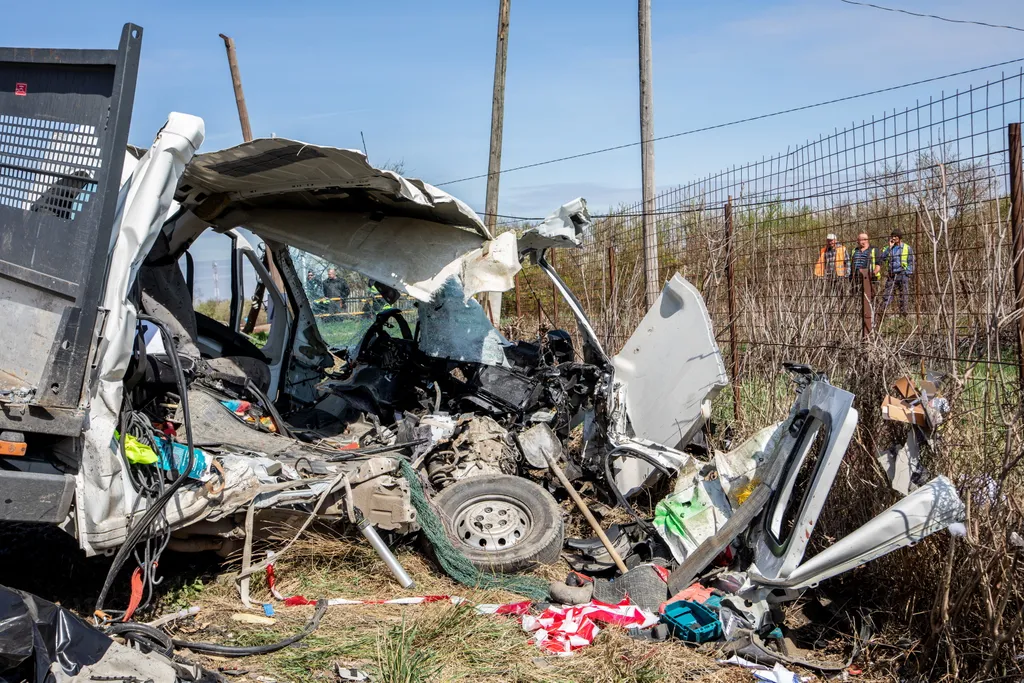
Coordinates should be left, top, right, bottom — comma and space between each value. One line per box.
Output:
176, 138, 489, 239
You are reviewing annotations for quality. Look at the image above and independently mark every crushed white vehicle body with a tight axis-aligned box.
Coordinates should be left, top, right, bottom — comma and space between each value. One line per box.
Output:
1, 100, 963, 625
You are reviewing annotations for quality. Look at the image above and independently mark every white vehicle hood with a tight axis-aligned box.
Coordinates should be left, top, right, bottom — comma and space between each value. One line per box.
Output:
173, 139, 514, 301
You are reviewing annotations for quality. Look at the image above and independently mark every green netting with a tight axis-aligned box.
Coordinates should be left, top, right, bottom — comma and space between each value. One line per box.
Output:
398, 459, 550, 601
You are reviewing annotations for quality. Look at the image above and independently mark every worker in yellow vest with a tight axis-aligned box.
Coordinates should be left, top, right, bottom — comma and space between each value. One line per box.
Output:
880, 229, 915, 315
814, 233, 849, 284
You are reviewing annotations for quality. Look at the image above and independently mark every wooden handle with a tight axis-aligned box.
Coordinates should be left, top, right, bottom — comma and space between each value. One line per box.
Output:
544, 451, 629, 575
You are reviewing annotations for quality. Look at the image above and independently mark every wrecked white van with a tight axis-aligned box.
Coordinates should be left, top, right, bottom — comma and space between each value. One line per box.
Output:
0, 26, 963, 627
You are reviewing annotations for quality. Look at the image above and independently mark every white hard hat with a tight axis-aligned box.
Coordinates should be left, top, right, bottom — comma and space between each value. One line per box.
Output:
826, 233, 837, 240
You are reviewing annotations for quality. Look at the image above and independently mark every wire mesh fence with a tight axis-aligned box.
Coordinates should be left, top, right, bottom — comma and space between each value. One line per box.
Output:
505, 70, 1024, 675
510, 70, 1024, 422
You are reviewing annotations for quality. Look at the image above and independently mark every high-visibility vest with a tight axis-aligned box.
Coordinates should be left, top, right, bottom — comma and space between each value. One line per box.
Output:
885, 244, 912, 273
814, 245, 848, 276
854, 246, 879, 279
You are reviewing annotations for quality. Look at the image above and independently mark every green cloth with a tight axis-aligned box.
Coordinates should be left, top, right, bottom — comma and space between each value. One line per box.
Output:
115, 431, 159, 465
654, 487, 707, 542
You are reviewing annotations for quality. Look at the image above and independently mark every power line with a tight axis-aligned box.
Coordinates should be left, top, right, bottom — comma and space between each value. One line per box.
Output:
839, 0, 1024, 33
437, 56, 1024, 187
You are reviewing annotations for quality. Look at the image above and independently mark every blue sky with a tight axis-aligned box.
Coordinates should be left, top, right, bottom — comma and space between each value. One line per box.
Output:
4, 0, 1022, 219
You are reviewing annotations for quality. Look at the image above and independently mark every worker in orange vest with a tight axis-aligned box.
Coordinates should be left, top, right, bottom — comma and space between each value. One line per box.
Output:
814, 233, 848, 281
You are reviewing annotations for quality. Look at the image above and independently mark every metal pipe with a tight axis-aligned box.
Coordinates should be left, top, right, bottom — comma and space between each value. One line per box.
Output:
357, 516, 415, 589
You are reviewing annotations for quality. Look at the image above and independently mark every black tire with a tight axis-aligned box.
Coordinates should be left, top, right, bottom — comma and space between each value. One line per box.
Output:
433, 474, 564, 573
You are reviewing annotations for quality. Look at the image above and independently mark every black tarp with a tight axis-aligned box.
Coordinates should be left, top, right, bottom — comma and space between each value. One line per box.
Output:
0, 584, 111, 683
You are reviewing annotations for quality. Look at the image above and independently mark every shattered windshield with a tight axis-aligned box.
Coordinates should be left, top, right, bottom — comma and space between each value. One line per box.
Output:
288, 246, 419, 352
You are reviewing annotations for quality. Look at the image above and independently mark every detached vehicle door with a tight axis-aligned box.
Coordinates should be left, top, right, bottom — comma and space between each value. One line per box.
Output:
0, 25, 141, 522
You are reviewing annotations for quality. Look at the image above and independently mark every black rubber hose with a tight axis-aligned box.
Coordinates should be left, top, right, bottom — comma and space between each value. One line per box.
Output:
95, 316, 197, 615
171, 600, 328, 656
245, 378, 294, 439
106, 621, 174, 658
602, 445, 673, 537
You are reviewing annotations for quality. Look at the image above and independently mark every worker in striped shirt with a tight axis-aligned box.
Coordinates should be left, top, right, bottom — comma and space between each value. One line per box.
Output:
848, 232, 881, 284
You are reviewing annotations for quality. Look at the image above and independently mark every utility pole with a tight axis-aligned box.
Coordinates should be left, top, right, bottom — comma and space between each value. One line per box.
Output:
638, 0, 659, 307
482, 0, 512, 325
484, 0, 511, 236
219, 34, 253, 143
219, 33, 279, 336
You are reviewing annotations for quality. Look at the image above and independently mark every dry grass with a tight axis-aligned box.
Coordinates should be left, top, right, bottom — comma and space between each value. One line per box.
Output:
156, 533, 818, 683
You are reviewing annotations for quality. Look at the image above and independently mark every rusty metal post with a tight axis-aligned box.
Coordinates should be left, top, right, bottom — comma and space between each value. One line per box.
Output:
1009, 123, 1024, 387
724, 198, 742, 422
549, 250, 558, 328
607, 245, 617, 348
219, 34, 253, 143
514, 272, 522, 317
860, 268, 874, 338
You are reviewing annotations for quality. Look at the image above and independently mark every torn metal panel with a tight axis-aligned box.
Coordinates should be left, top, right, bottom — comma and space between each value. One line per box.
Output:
459, 232, 521, 299
655, 477, 733, 563
222, 208, 518, 302
876, 434, 923, 496
177, 138, 490, 238
78, 113, 205, 555
417, 277, 511, 366
612, 274, 728, 448
748, 476, 964, 590
751, 380, 858, 582
714, 423, 783, 509
607, 275, 727, 495
517, 198, 591, 252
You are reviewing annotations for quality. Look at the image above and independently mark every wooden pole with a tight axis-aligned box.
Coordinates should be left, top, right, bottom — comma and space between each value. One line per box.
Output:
1009, 123, 1024, 388
479, 0, 512, 327
484, 0, 511, 236
725, 198, 742, 422
219, 33, 284, 338
219, 34, 252, 143
638, 0, 659, 308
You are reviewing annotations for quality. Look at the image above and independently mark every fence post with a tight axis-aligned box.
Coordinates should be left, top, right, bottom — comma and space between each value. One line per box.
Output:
607, 245, 617, 350
860, 269, 874, 338
725, 197, 742, 422
1009, 123, 1024, 388
549, 250, 558, 328
514, 273, 522, 317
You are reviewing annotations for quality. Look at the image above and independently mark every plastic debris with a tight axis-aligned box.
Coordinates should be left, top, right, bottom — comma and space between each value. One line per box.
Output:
660, 581, 715, 613
232, 613, 277, 625
520, 598, 659, 655
661, 599, 722, 643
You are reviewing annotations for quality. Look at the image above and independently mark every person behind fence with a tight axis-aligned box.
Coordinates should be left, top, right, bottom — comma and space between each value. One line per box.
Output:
814, 233, 849, 282
849, 232, 881, 285
880, 229, 915, 315
322, 268, 350, 313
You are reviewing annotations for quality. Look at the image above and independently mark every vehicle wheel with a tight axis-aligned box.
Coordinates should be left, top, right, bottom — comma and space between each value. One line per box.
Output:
433, 474, 564, 573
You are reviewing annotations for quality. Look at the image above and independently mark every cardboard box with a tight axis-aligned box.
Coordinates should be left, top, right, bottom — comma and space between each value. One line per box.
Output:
880, 394, 928, 427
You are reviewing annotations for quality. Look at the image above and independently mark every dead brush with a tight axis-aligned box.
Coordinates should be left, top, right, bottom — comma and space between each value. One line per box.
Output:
554, 151, 1024, 679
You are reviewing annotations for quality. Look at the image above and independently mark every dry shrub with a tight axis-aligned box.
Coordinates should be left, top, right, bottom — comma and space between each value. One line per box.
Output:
548, 154, 1024, 680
